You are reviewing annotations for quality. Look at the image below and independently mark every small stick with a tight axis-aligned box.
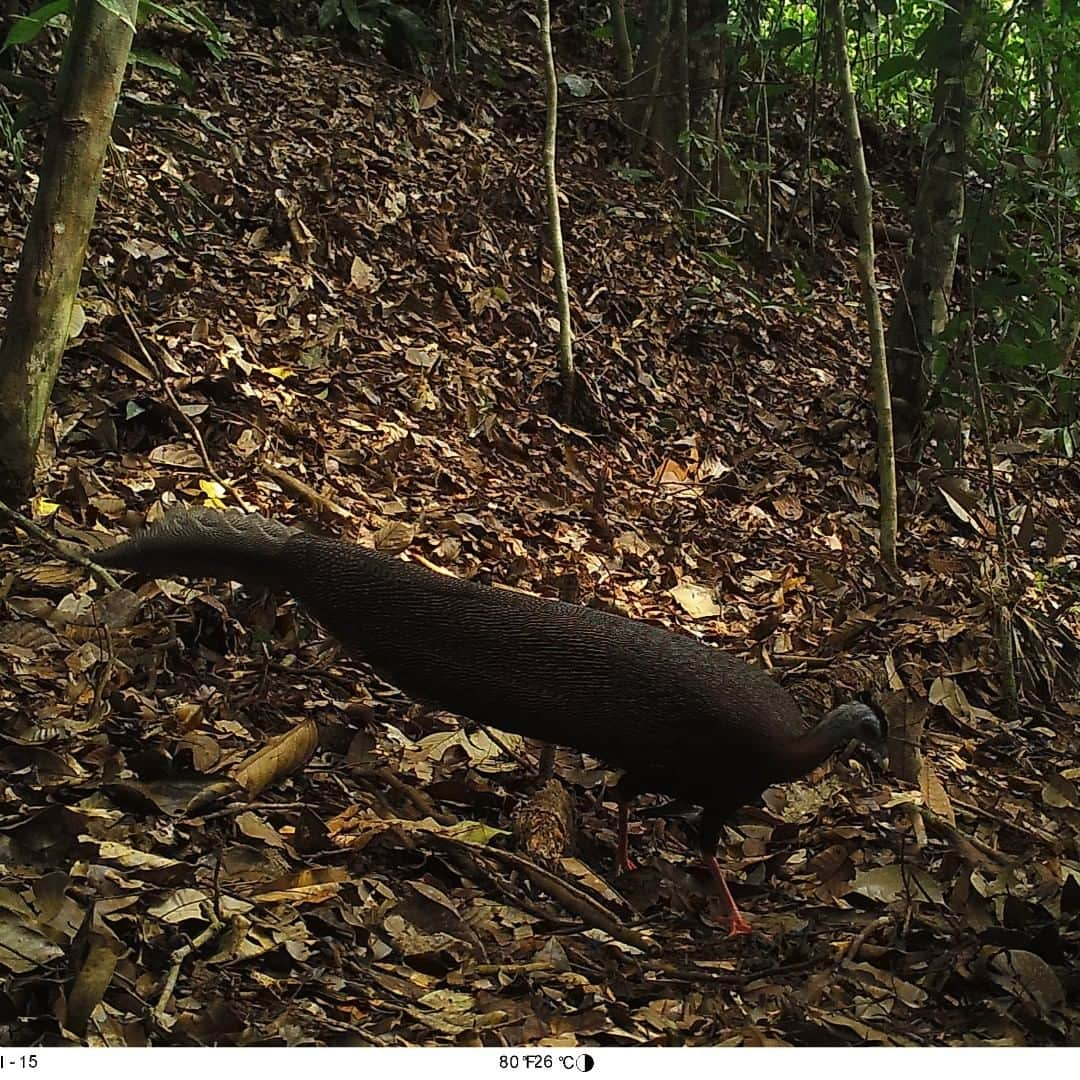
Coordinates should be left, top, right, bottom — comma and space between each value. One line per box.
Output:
88, 268, 253, 512
153, 906, 225, 1025
643, 957, 817, 985
470, 961, 556, 977
951, 795, 1057, 846
0, 498, 120, 590
470, 843, 653, 954
352, 765, 457, 826
261, 463, 350, 518
479, 724, 535, 770
842, 914, 892, 965
423, 831, 646, 948
896, 801, 1011, 868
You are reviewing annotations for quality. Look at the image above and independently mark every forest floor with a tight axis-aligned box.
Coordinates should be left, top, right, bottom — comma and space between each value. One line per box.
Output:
0, 3, 1078, 1047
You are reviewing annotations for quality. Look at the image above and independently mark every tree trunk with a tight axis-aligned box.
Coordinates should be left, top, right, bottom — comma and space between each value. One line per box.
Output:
0, 0, 137, 505
828, 0, 898, 574
610, 0, 633, 86
625, 0, 674, 160
885, 0, 983, 449
538, 0, 575, 419
624, 0, 731, 199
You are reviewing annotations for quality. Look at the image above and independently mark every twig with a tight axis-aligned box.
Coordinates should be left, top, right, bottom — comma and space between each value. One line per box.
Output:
0, 497, 120, 590
411, 551, 457, 577
643, 958, 816, 984
153, 906, 225, 1026
951, 795, 1058, 846
769, 653, 834, 668
352, 765, 457, 826
842, 915, 892, 966
88, 622, 115, 725
261, 463, 350, 518
469, 961, 556, 977
87, 267, 253, 512
478, 724, 536, 770
895, 801, 1012, 869
459, 841, 654, 954
184, 799, 311, 824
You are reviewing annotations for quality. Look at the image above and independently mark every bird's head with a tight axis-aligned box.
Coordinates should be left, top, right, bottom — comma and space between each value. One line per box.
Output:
825, 699, 889, 770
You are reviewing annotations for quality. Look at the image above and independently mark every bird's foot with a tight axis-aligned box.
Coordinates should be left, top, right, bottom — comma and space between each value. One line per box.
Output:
725, 913, 754, 937
617, 853, 638, 874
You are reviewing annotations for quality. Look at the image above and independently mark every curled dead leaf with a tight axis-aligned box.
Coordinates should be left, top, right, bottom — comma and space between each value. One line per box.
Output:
231, 718, 319, 798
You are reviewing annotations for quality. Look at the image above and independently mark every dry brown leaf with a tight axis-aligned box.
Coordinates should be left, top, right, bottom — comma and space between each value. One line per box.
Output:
669, 580, 721, 618
147, 443, 204, 470
920, 761, 955, 824
231, 719, 319, 798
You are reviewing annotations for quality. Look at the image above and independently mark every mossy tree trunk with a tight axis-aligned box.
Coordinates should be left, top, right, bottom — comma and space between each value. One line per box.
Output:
0, 0, 137, 505
620, 0, 735, 202
885, 0, 984, 449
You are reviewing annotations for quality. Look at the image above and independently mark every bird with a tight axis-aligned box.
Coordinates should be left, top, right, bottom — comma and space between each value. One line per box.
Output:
94, 507, 889, 935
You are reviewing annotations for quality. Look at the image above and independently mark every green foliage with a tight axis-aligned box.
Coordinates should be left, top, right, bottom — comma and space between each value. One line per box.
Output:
2, 0, 69, 48
128, 46, 193, 93
140, 1, 226, 60
314, 1, 436, 70
750, 0, 1078, 438
2, 0, 226, 89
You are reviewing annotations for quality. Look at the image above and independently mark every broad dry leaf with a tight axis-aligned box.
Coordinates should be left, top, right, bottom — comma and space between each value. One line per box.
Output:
231, 718, 319, 798
64, 930, 121, 1036
848, 864, 944, 906
920, 761, 955, 825
148, 443, 203, 470
0, 912, 64, 973
986, 948, 1066, 1014
669, 581, 721, 618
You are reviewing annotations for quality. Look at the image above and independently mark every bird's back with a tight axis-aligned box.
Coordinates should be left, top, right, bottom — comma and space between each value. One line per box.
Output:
284, 532, 807, 801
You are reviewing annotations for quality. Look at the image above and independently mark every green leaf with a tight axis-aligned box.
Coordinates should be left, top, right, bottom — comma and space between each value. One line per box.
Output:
93, 0, 137, 33
138, 0, 188, 25
772, 26, 802, 50
992, 343, 1035, 369
875, 54, 918, 83
342, 0, 362, 31
318, 0, 340, 30
129, 47, 193, 94
179, 2, 221, 37
2, 0, 71, 49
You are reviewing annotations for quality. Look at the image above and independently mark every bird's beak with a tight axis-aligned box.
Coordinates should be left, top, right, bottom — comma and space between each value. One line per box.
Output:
871, 741, 890, 773
845, 739, 889, 774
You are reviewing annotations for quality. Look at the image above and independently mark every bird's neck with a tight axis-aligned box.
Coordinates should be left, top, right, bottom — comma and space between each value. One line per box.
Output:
772, 713, 859, 782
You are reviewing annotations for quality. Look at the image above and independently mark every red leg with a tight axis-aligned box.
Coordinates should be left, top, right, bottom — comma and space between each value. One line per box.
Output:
616, 801, 637, 873
706, 853, 752, 936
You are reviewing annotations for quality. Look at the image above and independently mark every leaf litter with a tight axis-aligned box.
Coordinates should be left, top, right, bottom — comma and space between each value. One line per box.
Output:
0, 0, 1077, 1048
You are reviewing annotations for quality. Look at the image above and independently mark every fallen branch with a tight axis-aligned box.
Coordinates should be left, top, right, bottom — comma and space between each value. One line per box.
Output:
261, 463, 350, 518
468, 842, 653, 954
153, 905, 225, 1027
0, 497, 120, 590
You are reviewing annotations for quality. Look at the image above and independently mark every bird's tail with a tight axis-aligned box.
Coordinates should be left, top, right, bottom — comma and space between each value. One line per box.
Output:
94, 508, 300, 588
